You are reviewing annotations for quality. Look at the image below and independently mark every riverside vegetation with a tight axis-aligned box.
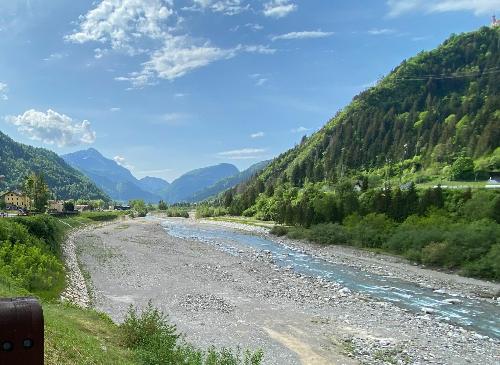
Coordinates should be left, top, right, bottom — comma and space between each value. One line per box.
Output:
202, 27, 500, 282
0, 213, 263, 364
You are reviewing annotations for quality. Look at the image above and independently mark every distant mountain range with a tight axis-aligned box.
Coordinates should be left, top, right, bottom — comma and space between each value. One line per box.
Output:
186, 160, 271, 203
62, 148, 162, 203
0, 132, 108, 200
61, 148, 267, 203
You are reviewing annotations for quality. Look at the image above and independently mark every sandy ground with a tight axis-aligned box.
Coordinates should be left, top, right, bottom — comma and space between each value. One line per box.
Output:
72, 218, 500, 365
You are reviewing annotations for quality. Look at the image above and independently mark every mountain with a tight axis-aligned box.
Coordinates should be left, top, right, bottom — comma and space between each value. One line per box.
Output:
165, 163, 239, 203
62, 148, 161, 203
224, 27, 500, 212
187, 160, 271, 203
0, 131, 108, 200
138, 176, 170, 197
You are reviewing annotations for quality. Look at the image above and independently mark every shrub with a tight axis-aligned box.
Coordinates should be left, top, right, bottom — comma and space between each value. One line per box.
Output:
121, 302, 263, 365
0, 242, 64, 291
344, 213, 395, 248
307, 223, 349, 245
270, 226, 288, 236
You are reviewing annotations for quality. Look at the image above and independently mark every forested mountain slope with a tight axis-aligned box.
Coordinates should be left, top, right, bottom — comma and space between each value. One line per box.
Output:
228, 27, 500, 207
0, 132, 108, 200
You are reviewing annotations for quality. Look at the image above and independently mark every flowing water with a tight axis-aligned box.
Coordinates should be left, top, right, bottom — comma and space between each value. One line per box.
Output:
158, 218, 500, 340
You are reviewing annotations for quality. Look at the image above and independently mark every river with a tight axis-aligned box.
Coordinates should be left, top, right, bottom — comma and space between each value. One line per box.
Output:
159, 218, 500, 340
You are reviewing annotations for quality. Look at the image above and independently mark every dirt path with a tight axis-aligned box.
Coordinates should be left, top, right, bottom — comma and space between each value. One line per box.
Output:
72, 218, 500, 365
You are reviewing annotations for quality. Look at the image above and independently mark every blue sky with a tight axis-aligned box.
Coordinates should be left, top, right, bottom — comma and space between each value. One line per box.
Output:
0, 0, 498, 181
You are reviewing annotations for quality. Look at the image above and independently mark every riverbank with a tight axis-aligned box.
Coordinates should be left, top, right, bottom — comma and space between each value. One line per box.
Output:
72, 217, 499, 364
200, 218, 500, 300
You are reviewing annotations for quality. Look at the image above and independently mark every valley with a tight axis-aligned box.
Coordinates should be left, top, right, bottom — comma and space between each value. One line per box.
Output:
71, 216, 500, 365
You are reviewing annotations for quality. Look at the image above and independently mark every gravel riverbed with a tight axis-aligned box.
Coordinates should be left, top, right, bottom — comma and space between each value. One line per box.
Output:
68, 217, 500, 365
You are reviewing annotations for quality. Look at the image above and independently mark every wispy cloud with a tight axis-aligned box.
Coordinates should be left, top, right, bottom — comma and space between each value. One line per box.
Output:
5, 109, 96, 147
263, 0, 297, 18
67, 0, 274, 87
0, 82, 7, 101
386, 0, 500, 17
116, 41, 275, 87
250, 131, 265, 138
255, 78, 268, 86
189, 0, 250, 15
113, 155, 134, 170
43, 52, 67, 62
367, 28, 396, 35
271, 30, 334, 41
110, 107, 121, 112
291, 126, 310, 133
217, 148, 266, 159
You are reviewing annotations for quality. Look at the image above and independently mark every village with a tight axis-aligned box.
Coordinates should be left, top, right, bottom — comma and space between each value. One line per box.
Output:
0, 173, 130, 217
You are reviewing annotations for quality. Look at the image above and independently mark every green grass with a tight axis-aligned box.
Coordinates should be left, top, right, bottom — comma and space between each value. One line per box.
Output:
0, 278, 135, 365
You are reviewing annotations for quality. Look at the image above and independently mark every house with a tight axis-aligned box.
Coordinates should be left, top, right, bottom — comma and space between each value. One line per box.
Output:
47, 200, 65, 213
492, 15, 500, 28
75, 204, 91, 212
0, 191, 32, 210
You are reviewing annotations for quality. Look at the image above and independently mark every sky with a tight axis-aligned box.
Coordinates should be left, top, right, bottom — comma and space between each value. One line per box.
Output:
0, 0, 498, 182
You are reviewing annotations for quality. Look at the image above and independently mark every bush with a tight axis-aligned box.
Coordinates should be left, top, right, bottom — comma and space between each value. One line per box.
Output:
307, 223, 349, 245
344, 213, 395, 248
270, 226, 288, 236
165, 207, 190, 218
13, 215, 64, 254
121, 301, 263, 365
0, 242, 64, 292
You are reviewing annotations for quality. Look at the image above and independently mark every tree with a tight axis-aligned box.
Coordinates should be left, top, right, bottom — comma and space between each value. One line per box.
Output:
449, 156, 475, 180
23, 172, 51, 211
158, 200, 168, 210
130, 199, 148, 217
64, 201, 75, 212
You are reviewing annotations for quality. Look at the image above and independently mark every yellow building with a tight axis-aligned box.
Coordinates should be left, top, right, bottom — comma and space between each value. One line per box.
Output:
1, 191, 32, 210
47, 200, 65, 213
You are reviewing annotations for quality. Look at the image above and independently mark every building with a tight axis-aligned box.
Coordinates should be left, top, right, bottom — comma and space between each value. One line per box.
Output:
75, 204, 91, 212
47, 200, 65, 213
492, 15, 500, 27
0, 191, 32, 210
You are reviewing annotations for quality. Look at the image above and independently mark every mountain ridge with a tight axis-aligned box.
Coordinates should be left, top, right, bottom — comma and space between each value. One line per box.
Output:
0, 132, 109, 200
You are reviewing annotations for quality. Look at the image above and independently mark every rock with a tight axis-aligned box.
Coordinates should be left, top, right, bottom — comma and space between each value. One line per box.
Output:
421, 307, 436, 314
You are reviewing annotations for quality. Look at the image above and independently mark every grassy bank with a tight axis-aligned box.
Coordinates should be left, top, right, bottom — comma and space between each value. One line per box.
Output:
0, 212, 263, 364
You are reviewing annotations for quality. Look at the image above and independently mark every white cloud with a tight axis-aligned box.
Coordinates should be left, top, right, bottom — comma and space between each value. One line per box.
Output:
174, 92, 187, 97
43, 52, 67, 62
250, 131, 265, 138
217, 148, 266, 159
271, 30, 334, 41
245, 23, 263, 31
367, 28, 396, 35
0, 82, 7, 101
110, 107, 121, 112
263, 0, 297, 18
65, 0, 174, 54
5, 109, 96, 147
160, 112, 190, 125
192, 0, 250, 15
255, 78, 268, 86
113, 155, 134, 170
291, 126, 310, 133
117, 38, 275, 86
69, 0, 274, 86
387, 0, 500, 17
